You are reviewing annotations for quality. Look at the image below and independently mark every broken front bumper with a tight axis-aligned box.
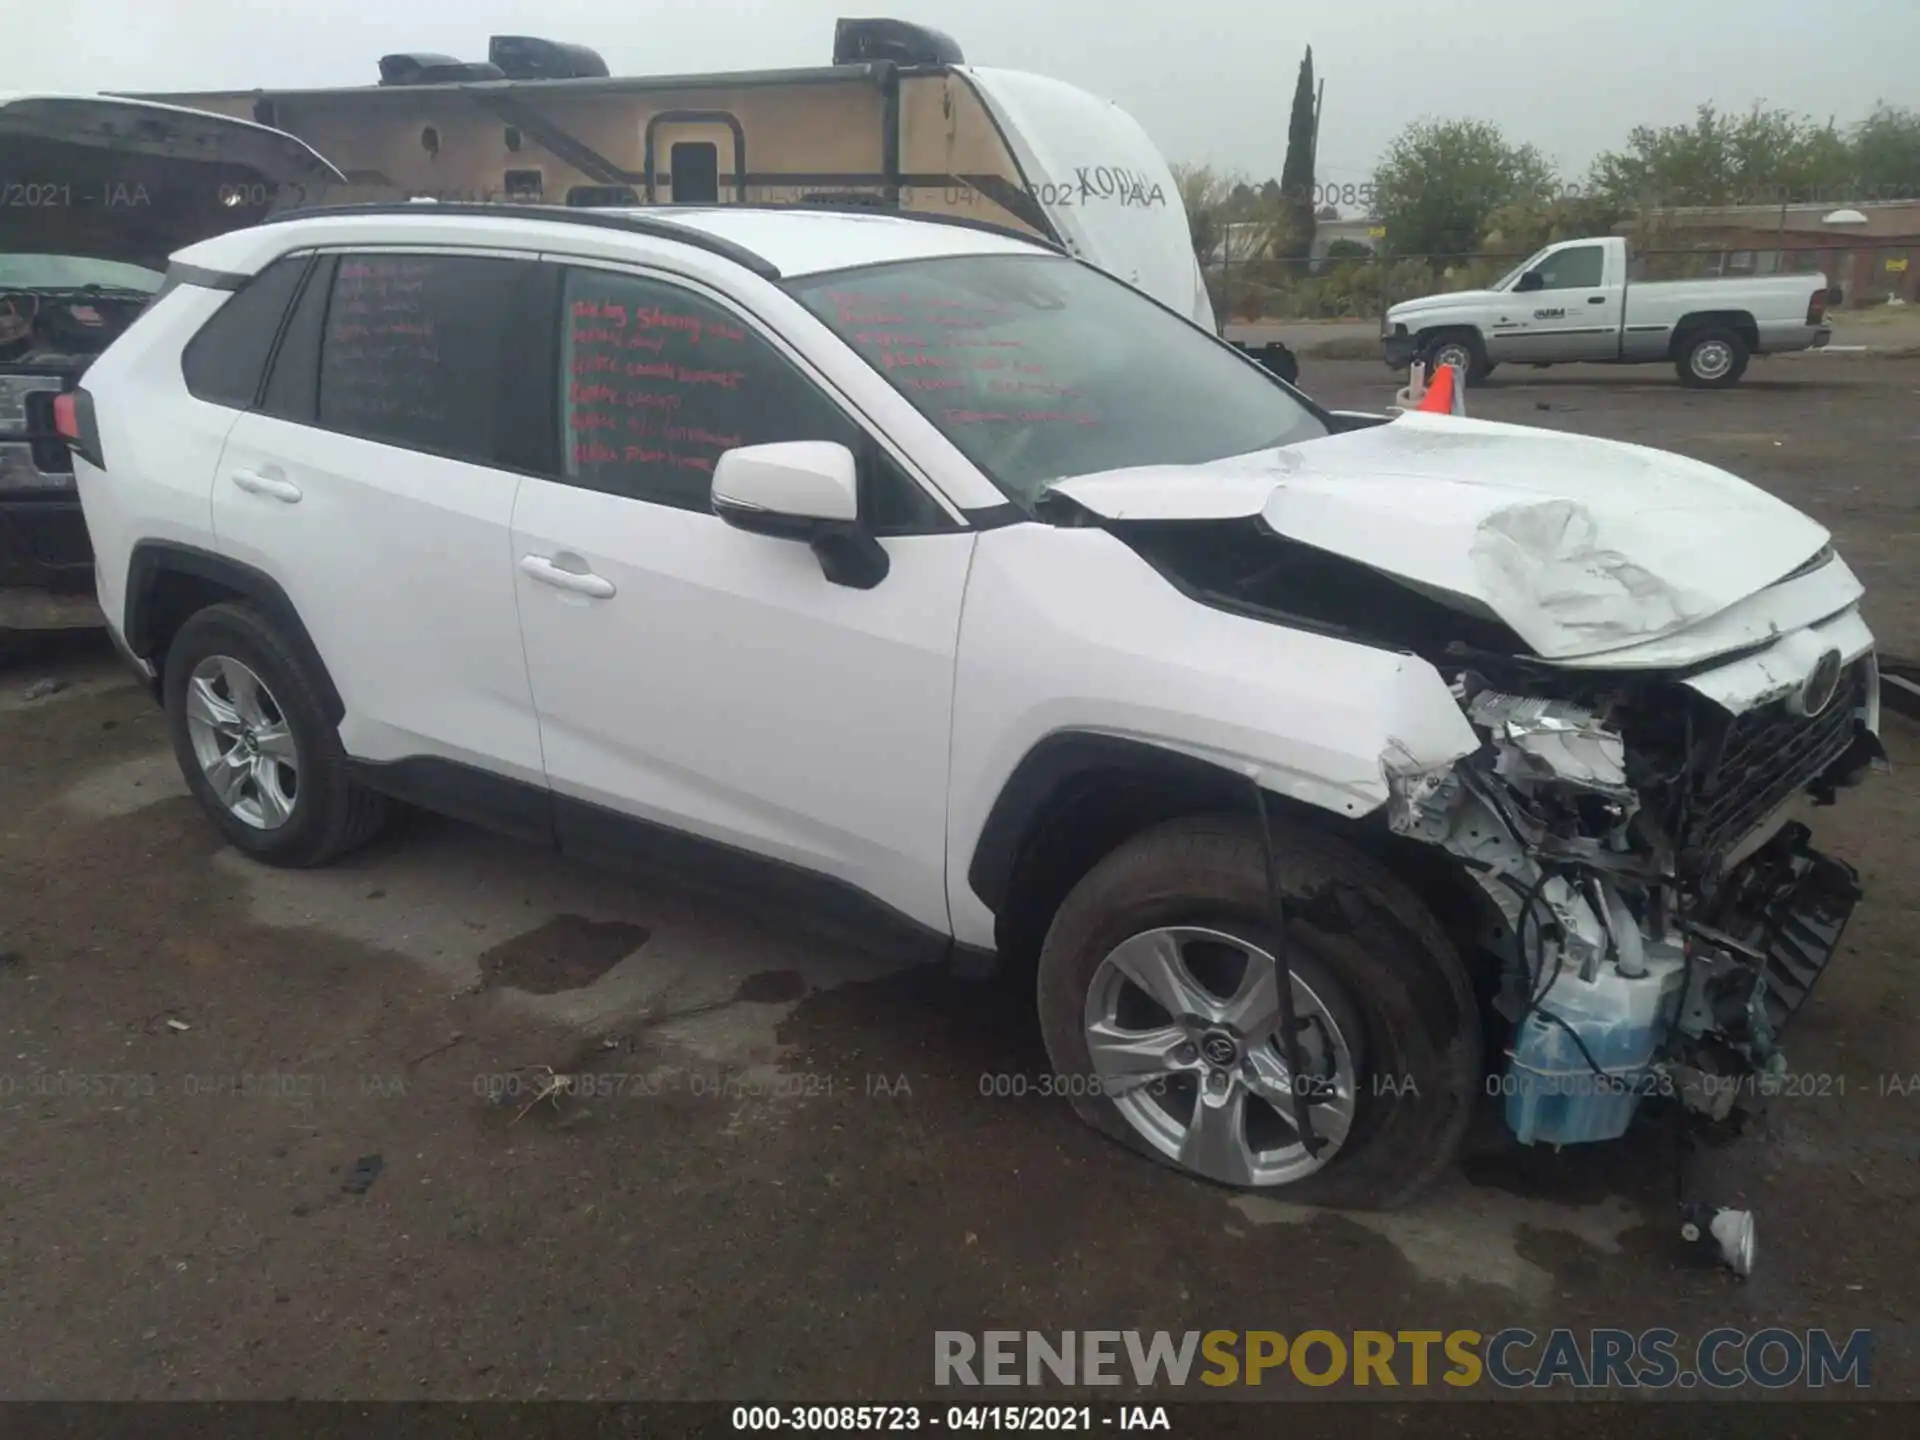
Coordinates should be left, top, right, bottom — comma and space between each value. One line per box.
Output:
1683, 820, 1862, 1055
1389, 641, 1881, 1149
1494, 819, 1865, 1149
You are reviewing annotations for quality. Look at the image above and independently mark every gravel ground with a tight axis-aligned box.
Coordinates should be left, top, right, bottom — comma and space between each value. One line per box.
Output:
1, 358, 1915, 1412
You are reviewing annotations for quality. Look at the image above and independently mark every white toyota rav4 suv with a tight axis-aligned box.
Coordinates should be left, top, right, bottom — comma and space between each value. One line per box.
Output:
68, 202, 1883, 1214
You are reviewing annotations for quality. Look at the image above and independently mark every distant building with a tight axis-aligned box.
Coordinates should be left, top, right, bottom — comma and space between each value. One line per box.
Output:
1311, 215, 1385, 262
1613, 200, 1919, 306
1208, 215, 1383, 266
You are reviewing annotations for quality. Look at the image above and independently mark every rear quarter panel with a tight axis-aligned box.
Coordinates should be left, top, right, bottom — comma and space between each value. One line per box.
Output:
1622, 274, 1829, 353
72, 283, 241, 636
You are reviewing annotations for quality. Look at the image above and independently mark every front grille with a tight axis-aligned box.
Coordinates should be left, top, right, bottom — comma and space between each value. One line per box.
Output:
0, 375, 73, 484
23, 390, 72, 474
1678, 666, 1863, 872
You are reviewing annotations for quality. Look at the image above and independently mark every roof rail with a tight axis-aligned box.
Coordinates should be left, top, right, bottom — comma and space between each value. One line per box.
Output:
252, 200, 783, 278
754, 199, 1067, 254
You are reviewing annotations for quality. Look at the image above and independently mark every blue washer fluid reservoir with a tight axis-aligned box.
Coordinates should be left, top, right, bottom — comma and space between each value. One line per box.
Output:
1505, 960, 1686, 1147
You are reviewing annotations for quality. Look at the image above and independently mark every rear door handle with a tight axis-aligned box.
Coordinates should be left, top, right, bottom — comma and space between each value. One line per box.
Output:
519, 554, 616, 599
230, 468, 302, 503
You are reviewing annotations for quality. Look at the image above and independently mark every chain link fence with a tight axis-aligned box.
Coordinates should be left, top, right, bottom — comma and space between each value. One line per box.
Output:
1204, 240, 1918, 325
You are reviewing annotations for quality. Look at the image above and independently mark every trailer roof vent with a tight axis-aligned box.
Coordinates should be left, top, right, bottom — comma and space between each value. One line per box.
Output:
489, 36, 612, 81
832, 18, 965, 67
378, 53, 508, 86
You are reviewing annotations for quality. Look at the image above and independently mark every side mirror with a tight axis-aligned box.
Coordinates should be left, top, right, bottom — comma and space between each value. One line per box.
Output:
713, 441, 858, 533
711, 440, 889, 589
1514, 270, 1545, 293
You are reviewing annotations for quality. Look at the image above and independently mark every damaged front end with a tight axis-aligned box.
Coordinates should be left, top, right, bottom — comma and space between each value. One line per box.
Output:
1046, 423, 1885, 1205
1389, 650, 1884, 1149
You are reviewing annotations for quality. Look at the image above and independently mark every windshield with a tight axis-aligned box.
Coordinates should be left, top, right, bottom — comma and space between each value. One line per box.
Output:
1492, 246, 1551, 293
788, 254, 1326, 507
0, 254, 164, 293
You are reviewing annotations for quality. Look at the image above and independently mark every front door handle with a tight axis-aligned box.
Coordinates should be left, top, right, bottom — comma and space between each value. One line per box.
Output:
230, 468, 302, 503
519, 554, 616, 599
1587, 295, 1606, 304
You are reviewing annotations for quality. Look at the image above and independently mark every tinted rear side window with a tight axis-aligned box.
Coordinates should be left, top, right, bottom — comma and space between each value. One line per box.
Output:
181, 255, 311, 409
316, 253, 519, 465
259, 254, 335, 424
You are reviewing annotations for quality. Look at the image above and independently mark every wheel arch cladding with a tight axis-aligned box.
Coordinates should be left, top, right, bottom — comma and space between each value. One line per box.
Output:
1674, 310, 1759, 353
970, 731, 1382, 962
124, 541, 345, 725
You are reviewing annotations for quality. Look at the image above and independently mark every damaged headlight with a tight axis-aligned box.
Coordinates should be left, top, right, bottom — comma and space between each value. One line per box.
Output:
1466, 691, 1631, 797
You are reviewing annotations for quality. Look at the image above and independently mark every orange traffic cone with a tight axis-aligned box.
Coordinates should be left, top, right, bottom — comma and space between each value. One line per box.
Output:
1417, 362, 1465, 415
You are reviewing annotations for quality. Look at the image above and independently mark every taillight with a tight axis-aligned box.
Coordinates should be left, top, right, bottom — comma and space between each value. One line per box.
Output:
54, 387, 105, 470
1806, 289, 1826, 325
53, 392, 81, 443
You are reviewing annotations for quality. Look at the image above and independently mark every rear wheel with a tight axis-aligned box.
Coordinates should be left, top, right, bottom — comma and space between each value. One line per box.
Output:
163, 602, 388, 867
1675, 327, 1749, 388
1035, 814, 1482, 1209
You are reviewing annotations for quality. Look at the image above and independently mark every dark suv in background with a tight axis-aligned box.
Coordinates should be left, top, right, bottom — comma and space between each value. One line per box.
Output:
0, 94, 340, 630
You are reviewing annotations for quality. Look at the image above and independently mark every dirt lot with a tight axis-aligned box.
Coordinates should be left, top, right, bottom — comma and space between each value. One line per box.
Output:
2, 358, 1917, 1410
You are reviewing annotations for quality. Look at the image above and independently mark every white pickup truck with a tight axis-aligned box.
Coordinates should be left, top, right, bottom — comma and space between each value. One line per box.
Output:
1381, 235, 1832, 388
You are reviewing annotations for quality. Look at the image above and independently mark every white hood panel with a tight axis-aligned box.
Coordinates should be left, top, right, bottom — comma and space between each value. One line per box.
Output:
1048, 411, 1835, 662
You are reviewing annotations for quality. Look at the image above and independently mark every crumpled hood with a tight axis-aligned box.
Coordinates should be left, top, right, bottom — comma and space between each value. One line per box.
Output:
0, 95, 343, 269
1047, 410, 1835, 661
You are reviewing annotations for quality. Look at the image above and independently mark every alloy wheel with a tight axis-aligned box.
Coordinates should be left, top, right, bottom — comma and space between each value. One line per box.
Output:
1082, 925, 1359, 1187
183, 654, 300, 830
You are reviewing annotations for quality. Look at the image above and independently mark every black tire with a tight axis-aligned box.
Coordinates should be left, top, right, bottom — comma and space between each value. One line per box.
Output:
1674, 326, 1749, 388
163, 601, 388, 867
1036, 814, 1481, 1210
1420, 330, 1490, 385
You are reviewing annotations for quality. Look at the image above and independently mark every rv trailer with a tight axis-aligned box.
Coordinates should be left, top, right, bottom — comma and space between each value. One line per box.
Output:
131, 20, 1299, 380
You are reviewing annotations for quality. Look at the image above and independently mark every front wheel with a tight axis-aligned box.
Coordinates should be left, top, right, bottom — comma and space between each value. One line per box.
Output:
1421, 332, 1489, 385
1675, 327, 1749, 388
1035, 814, 1481, 1210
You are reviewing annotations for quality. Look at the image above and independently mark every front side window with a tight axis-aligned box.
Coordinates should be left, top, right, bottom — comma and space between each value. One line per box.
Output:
316, 252, 520, 464
1534, 245, 1605, 290
557, 266, 946, 530
1494, 248, 1550, 292
787, 254, 1327, 508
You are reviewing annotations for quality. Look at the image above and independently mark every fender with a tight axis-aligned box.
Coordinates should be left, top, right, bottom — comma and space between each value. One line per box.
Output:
967, 730, 1258, 914
123, 539, 345, 724
1670, 309, 1759, 352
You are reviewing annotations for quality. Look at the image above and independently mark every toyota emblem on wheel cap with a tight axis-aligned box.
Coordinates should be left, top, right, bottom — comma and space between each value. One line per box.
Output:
1200, 1032, 1240, 1067
1789, 648, 1845, 717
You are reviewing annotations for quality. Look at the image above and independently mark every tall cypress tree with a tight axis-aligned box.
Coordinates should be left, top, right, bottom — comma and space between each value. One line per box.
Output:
1278, 46, 1318, 261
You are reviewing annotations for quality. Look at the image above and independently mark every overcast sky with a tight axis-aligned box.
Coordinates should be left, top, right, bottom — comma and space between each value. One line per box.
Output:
18, 0, 1919, 186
